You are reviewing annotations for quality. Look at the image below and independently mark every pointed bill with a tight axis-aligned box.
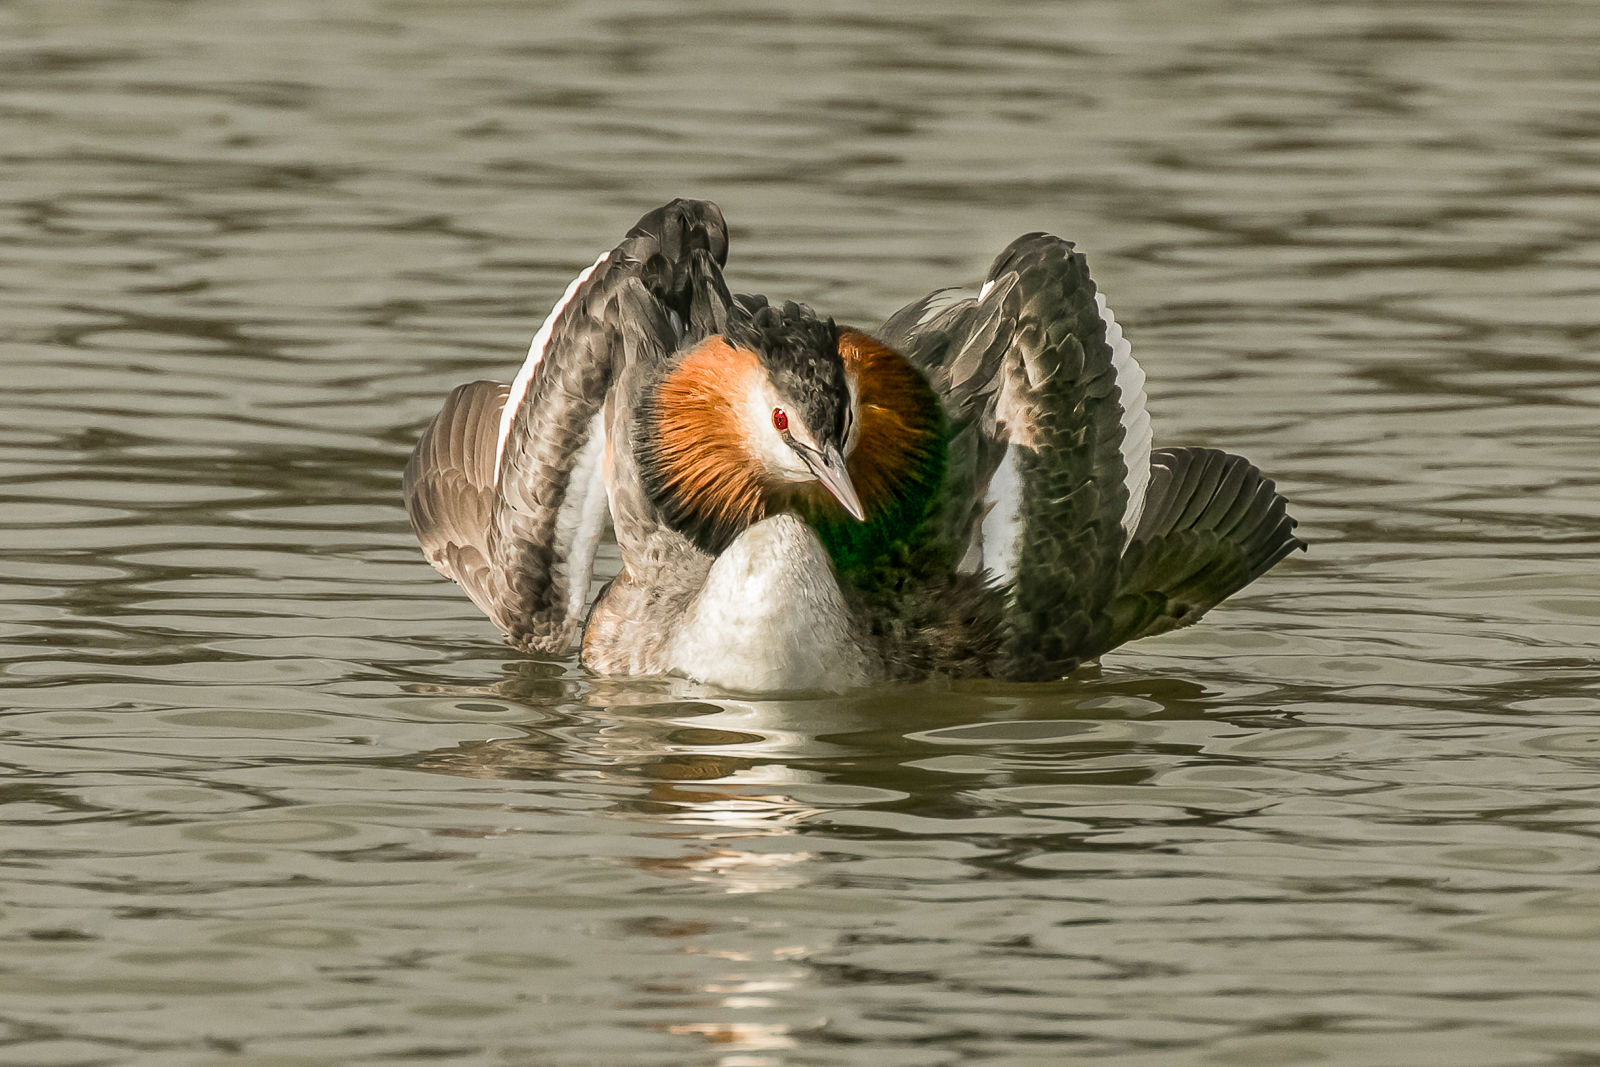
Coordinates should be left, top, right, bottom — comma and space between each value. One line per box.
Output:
796, 442, 866, 521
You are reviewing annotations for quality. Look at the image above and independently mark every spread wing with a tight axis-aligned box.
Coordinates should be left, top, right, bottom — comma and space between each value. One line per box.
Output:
402, 379, 511, 617
404, 199, 731, 653
880, 234, 1301, 680
1109, 446, 1303, 643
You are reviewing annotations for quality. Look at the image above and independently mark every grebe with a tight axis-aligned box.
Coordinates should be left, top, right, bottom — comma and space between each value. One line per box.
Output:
404, 200, 1302, 691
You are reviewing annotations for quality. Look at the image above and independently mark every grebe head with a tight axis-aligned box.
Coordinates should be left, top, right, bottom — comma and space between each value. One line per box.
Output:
725, 302, 864, 521
639, 302, 864, 554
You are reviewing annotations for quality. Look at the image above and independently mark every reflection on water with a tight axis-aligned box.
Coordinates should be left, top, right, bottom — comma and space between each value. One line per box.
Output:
3, 0, 1600, 1063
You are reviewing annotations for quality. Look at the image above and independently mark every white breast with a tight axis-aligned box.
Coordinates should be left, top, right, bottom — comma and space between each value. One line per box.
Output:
666, 515, 870, 693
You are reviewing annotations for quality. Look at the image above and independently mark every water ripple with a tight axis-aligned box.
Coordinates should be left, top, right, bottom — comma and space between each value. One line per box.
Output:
2, 0, 1599, 1064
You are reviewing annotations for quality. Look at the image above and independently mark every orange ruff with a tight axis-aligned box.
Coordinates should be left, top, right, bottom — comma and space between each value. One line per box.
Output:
651, 337, 768, 536
827, 329, 941, 521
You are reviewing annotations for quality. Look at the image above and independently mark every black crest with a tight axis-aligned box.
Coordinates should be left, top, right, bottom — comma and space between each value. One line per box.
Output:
726, 300, 850, 446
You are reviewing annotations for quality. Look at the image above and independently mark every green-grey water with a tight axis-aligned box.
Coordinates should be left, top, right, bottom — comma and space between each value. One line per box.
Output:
3, 1, 1599, 1064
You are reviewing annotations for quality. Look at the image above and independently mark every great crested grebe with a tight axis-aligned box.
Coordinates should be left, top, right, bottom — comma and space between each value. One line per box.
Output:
404, 199, 1303, 691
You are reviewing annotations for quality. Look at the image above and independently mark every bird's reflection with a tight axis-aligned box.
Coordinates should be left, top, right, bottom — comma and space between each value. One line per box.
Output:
408, 672, 869, 892
400, 658, 1255, 889
397, 659, 1293, 1059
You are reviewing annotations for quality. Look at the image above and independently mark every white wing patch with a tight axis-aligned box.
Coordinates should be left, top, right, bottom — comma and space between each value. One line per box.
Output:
1097, 292, 1152, 544
494, 252, 610, 482
555, 412, 610, 626
980, 445, 1023, 585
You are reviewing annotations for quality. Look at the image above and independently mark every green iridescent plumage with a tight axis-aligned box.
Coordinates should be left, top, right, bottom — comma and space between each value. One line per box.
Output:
796, 411, 947, 573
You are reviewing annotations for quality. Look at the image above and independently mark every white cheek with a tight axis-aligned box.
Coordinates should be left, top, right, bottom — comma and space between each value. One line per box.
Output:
763, 427, 812, 483
743, 385, 811, 482
768, 435, 812, 483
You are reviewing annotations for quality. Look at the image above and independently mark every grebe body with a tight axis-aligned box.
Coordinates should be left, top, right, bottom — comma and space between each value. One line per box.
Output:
403, 200, 1303, 691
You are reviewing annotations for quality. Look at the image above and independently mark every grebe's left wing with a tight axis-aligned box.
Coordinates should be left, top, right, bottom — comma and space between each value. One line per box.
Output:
882, 234, 1300, 680
404, 200, 731, 654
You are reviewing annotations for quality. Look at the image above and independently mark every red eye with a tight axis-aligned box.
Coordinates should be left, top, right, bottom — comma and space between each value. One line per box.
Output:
772, 408, 788, 432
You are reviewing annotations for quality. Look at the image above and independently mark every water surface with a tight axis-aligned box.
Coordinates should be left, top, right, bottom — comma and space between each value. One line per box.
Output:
3, 1, 1600, 1064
